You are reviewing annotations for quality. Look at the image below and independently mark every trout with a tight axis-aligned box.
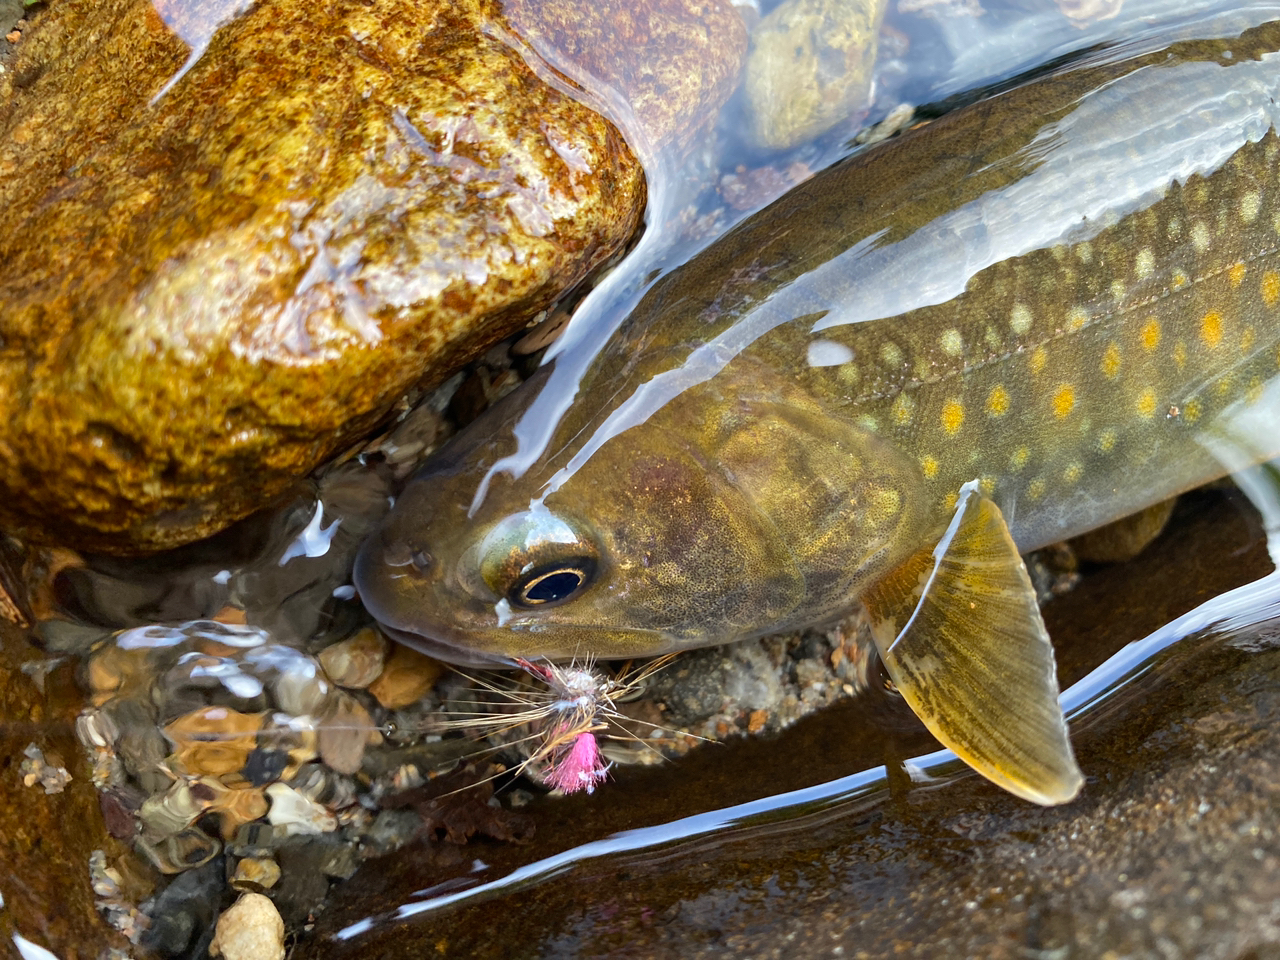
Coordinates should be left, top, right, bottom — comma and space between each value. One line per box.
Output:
356, 20, 1280, 804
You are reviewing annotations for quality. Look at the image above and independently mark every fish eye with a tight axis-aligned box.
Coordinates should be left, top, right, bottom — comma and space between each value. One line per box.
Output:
509, 557, 597, 609
472, 508, 601, 608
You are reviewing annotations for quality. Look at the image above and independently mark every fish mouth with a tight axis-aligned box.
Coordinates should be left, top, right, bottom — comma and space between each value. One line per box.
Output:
373, 621, 519, 668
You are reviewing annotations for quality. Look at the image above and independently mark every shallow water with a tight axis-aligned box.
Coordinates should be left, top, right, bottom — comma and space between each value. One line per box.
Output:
6, 1, 1280, 958
295, 486, 1280, 957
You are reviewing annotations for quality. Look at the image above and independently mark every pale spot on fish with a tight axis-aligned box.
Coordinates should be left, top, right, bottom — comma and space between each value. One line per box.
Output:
880, 342, 904, 368
1052, 384, 1075, 419
1191, 220, 1211, 252
1242, 326, 1256, 352
920, 455, 939, 480
979, 476, 996, 497
1134, 248, 1155, 279
1174, 341, 1187, 370
1170, 269, 1189, 291
943, 491, 959, 511
1028, 478, 1046, 501
1136, 388, 1158, 418
1229, 262, 1247, 288
1097, 428, 1117, 453
986, 384, 1010, 418
1110, 280, 1127, 302
1030, 346, 1048, 374
1101, 342, 1122, 379
1185, 397, 1202, 423
1240, 190, 1262, 224
1167, 217, 1182, 240
1248, 376, 1265, 405
807, 339, 854, 367
940, 329, 964, 357
1200, 311, 1224, 349
1010, 447, 1030, 472
1216, 373, 1235, 398
1066, 306, 1088, 331
856, 414, 880, 433
1063, 462, 1082, 485
1075, 242, 1093, 264
891, 393, 915, 426
940, 400, 965, 435
1010, 303, 1033, 335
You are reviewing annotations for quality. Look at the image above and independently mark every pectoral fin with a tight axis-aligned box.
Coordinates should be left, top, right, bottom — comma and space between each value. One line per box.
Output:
862, 481, 1083, 805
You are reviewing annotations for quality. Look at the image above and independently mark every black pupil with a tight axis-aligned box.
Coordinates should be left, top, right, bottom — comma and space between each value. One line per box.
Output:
523, 569, 584, 604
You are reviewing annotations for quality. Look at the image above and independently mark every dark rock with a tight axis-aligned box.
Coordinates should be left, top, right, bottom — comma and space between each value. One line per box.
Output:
138, 856, 226, 958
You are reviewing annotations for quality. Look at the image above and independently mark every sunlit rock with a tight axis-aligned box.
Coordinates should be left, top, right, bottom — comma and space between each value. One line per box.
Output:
0, 0, 739, 553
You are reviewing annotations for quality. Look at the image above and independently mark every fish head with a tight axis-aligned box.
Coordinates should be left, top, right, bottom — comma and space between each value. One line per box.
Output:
356, 369, 927, 665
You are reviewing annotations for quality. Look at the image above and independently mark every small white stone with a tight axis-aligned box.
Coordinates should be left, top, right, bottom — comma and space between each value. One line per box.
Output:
210, 893, 285, 960
265, 782, 337, 836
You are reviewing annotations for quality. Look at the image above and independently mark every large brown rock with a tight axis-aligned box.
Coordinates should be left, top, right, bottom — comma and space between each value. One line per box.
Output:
0, 0, 745, 554
0, 619, 136, 958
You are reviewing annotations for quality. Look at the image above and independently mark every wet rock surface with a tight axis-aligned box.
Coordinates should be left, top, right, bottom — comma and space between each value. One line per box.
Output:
744, 0, 888, 150
0, 0, 742, 555
0, 619, 134, 959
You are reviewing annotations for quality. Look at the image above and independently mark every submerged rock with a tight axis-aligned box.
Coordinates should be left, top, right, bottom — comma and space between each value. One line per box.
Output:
744, 0, 888, 149
0, 619, 134, 958
0, 0, 742, 554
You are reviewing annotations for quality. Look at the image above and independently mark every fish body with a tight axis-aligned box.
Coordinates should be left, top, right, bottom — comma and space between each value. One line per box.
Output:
356, 21, 1280, 801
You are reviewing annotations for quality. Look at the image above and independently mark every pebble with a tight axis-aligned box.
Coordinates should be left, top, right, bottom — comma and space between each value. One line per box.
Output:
367, 642, 444, 709
317, 627, 388, 689
209, 893, 285, 960
265, 783, 337, 836
138, 858, 224, 957
271, 664, 332, 719
136, 826, 222, 875
164, 706, 265, 779
88, 643, 153, 706
19, 742, 72, 793
198, 780, 270, 840
317, 692, 378, 775
138, 780, 207, 841
230, 857, 282, 893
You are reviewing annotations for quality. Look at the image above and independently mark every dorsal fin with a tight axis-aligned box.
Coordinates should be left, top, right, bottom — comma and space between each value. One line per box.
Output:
862, 481, 1083, 805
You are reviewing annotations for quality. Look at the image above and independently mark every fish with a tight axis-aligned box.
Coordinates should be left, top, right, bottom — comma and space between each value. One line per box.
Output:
356, 19, 1280, 805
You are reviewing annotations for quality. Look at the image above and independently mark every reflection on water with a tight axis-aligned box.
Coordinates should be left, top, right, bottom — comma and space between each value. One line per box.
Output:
5, 1, 1280, 958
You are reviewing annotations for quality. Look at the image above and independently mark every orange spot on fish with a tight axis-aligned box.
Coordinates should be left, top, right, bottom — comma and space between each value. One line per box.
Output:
1136, 388, 1158, 418
1200, 311, 1223, 349
940, 400, 966, 435
1263, 271, 1280, 307
1052, 384, 1075, 419
1140, 318, 1161, 352
1229, 262, 1247, 287
986, 385, 1010, 417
